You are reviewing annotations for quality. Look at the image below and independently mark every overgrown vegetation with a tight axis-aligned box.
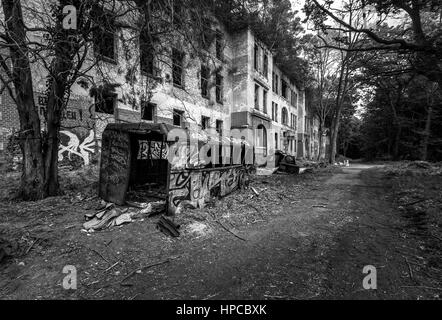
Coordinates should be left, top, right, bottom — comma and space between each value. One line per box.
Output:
305, 0, 442, 162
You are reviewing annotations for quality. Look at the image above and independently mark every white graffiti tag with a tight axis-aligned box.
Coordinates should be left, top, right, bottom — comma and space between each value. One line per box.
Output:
58, 130, 95, 166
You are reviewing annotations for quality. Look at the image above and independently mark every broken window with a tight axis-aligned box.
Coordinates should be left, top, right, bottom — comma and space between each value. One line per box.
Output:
275, 74, 279, 94
92, 6, 116, 63
172, 48, 184, 87
282, 107, 288, 125
255, 84, 260, 109
275, 103, 278, 122
201, 65, 210, 98
281, 80, 288, 99
216, 72, 223, 104
263, 90, 268, 114
216, 119, 223, 136
95, 92, 116, 115
140, 32, 155, 75
216, 30, 223, 60
142, 102, 156, 121
254, 44, 259, 71
201, 116, 210, 130
291, 90, 297, 107
201, 18, 215, 49
173, 109, 184, 126
263, 54, 268, 78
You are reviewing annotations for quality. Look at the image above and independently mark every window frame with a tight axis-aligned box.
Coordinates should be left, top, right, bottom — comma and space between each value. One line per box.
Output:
173, 109, 184, 127
215, 72, 223, 104
172, 48, 185, 88
263, 89, 268, 114
92, 6, 117, 64
200, 65, 210, 98
254, 84, 260, 110
201, 115, 210, 130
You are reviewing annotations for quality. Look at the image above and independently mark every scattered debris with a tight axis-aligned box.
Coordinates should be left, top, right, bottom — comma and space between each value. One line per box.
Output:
140, 201, 166, 216
82, 200, 166, 231
157, 216, 180, 237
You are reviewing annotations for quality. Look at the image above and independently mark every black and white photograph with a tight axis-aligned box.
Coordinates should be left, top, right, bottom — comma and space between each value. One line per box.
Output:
0, 0, 441, 306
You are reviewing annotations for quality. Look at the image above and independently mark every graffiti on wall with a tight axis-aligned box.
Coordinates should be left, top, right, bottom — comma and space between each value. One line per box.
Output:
58, 130, 95, 166
137, 140, 169, 160
168, 166, 247, 214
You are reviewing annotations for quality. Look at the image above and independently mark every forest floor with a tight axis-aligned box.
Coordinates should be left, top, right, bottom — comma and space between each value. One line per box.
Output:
0, 162, 441, 300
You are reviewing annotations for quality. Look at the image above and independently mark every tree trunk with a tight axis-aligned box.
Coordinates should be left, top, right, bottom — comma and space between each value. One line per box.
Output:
3, 0, 75, 199
3, 0, 47, 200
329, 63, 348, 164
420, 106, 432, 161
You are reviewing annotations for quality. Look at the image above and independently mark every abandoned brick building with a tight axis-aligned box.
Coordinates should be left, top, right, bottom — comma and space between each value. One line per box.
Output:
0, 2, 324, 165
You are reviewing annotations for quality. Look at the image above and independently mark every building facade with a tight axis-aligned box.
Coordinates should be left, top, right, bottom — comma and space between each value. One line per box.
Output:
0, 3, 308, 167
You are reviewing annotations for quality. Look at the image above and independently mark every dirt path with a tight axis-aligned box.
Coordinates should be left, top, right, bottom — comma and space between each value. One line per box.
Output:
96, 164, 437, 300
2, 164, 440, 300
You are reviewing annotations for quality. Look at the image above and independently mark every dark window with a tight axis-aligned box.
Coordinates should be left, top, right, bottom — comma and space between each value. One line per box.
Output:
201, 18, 214, 49
282, 108, 288, 125
201, 65, 210, 98
172, 0, 182, 27
275, 132, 278, 149
275, 74, 279, 94
216, 120, 223, 135
254, 84, 260, 109
92, 7, 116, 62
173, 109, 184, 126
263, 54, 268, 78
172, 48, 184, 87
216, 31, 223, 60
140, 33, 154, 75
263, 90, 267, 114
254, 44, 259, 71
275, 103, 278, 122
201, 116, 210, 130
272, 72, 275, 92
282, 81, 288, 99
271, 102, 275, 121
142, 102, 156, 121
95, 93, 116, 115
216, 72, 223, 103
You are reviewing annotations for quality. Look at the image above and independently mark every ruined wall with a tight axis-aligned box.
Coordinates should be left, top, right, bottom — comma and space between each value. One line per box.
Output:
0, 88, 99, 166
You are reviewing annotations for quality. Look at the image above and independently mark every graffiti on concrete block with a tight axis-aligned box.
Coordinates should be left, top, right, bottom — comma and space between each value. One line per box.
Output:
58, 130, 95, 166
168, 166, 246, 214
